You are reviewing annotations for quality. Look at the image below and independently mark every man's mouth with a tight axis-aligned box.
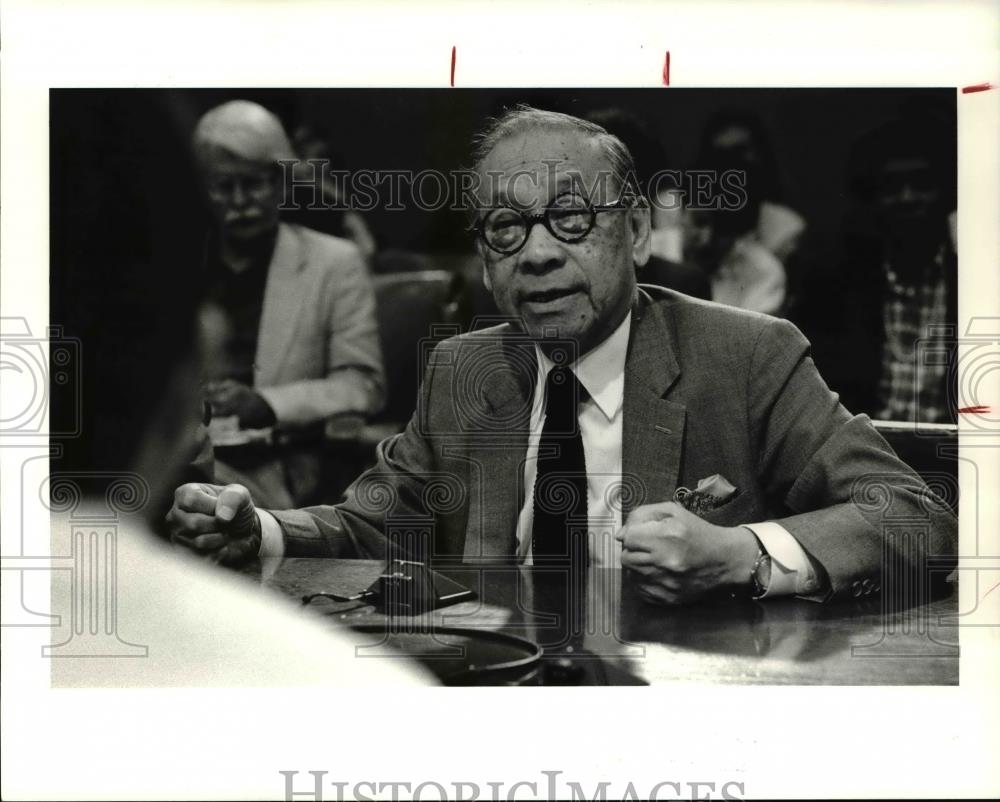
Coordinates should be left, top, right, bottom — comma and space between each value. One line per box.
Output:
225, 214, 263, 227
521, 287, 580, 306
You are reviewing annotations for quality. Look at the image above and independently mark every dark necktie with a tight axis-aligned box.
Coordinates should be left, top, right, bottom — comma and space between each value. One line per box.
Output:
532, 366, 589, 567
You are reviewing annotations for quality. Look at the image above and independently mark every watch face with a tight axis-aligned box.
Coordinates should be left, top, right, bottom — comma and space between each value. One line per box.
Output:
761, 555, 773, 587
754, 554, 772, 595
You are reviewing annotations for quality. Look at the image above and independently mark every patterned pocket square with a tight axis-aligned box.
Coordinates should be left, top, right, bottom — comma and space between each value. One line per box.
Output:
673, 474, 738, 514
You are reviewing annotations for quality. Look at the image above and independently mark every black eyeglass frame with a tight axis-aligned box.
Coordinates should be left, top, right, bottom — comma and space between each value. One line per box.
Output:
470, 193, 636, 255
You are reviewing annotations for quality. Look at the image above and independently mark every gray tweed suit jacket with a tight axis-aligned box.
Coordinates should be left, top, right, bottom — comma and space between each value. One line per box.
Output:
269, 285, 957, 602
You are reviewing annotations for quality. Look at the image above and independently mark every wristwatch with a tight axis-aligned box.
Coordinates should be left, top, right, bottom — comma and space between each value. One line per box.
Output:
749, 537, 772, 599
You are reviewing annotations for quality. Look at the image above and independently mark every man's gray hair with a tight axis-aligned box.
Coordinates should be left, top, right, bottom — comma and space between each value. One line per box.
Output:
470, 105, 640, 197
192, 99, 296, 167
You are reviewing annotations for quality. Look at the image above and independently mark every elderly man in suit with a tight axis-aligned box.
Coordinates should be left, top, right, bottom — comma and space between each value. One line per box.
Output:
169, 106, 955, 605
193, 100, 385, 508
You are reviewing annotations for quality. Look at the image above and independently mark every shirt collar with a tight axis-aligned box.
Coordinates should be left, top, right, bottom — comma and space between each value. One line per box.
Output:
534, 313, 631, 421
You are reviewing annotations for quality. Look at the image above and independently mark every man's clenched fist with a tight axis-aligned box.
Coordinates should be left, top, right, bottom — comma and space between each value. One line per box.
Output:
616, 501, 759, 605
166, 483, 261, 566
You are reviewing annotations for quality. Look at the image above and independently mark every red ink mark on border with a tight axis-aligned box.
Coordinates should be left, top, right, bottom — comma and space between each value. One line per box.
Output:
662, 51, 670, 86
958, 405, 991, 414
961, 82, 994, 94
450, 46, 456, 87
982, 581, 1000, 601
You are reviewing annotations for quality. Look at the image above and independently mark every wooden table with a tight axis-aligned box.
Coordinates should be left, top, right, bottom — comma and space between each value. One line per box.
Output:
262, 558, 959, 686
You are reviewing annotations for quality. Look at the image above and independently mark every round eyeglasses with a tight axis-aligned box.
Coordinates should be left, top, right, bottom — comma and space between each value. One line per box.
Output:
205, 172, 276, 202
472, 194, 633, 255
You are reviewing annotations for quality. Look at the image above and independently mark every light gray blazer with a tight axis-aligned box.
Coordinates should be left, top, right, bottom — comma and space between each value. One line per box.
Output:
254, 222, 384, 426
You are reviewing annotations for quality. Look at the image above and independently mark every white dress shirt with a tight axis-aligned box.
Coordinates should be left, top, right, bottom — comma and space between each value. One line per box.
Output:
514, 313, 824, 598
262, 313, 825, 598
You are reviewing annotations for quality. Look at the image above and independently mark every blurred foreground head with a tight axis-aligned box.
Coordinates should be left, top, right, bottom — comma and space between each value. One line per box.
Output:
52, 93, 212, 517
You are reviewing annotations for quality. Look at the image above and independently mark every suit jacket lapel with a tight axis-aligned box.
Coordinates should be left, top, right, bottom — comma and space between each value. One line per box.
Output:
460, 292, 686, 554
621, 290, 686, 518
255, 223, 307, 386
462, 332, 535, 561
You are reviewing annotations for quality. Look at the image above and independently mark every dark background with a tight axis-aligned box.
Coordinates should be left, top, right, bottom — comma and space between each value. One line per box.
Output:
51, 87, 955, 253
49, 88, 956, 473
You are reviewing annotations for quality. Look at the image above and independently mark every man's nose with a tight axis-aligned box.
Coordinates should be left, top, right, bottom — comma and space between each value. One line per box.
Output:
518, 220, 566, 274
230, 180, 249, 206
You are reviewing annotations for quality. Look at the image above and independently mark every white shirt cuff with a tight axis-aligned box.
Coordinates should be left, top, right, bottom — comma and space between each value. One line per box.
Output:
257, 509, 286, 559
743, 521, 825, 600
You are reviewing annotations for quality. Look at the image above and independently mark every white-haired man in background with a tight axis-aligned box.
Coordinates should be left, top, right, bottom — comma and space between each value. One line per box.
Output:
193, 100, 385, 508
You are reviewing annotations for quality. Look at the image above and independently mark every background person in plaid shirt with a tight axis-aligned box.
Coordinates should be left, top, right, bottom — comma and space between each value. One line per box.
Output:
809, 99, 957, 425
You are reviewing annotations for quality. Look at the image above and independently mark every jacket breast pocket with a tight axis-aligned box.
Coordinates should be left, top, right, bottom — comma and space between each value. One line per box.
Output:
695, 489, 760, 528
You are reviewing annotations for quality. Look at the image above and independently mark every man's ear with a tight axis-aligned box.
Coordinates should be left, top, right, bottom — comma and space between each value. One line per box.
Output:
630, 199, 652, 269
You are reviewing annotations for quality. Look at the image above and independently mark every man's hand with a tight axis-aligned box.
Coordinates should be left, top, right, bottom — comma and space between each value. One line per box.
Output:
616, 501, 759, 605
206, 380, 276, 429
165, 483, 261, 567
